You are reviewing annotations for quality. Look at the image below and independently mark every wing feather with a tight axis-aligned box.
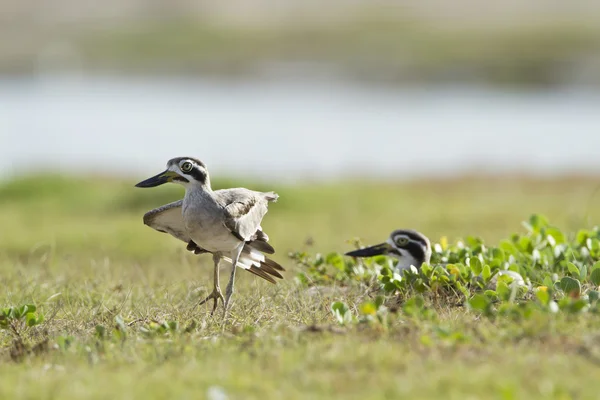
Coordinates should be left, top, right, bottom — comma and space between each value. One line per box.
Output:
217, 188, 277, 242
143, 200, 190, 243
141, 193, 284, 284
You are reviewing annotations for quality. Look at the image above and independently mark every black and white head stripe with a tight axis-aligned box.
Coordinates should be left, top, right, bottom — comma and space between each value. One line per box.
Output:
388, 229, 431, 265
168, 157, 209, 184
390, 229, 430, 248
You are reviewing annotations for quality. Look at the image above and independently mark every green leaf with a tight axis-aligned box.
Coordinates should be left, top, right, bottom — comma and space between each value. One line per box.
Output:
580, 264, 588, 282
326, 253, 345, 271
499, 240, 519, 255
590, 262, 600, 286
496, 281, 511, 301
374, 295, 385, 309
95, 325, 106, 338
543, 276, 554, 288
482, 265, 491, 282
469, 258, 482, 275
588, 290, 600, 304
491, 248, 505, 262
467, 294, 491, 313
168, 321, 178, 331
528, 214, 549, 232
455, 281, 470, 298
559, 298, 588, 314
484, 290, 498, 301
576, 229, 589, 245
546, 227, 566, 246
567, 262, 580, 276
536, 288, 550, 305
557, 277, 582, 297
25, 304, 36, 313
331, 301, 351, 325
402, 296, 426, 317
591, 269, 600, 287
383, 282, 397, 293
420, 263, 432, 277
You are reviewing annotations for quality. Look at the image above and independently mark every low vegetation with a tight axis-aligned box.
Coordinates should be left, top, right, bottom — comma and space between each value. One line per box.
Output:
1, 174, 600, 399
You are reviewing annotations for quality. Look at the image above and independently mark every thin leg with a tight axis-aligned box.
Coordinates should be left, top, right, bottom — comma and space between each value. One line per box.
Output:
223, 243, 244, 319
197, 253, 224, 315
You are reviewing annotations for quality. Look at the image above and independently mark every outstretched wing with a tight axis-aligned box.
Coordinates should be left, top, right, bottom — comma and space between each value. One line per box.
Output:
141, 196, 284, 283
143, 200, 209, 254
142, 200, 189, 243
217, 188, 278, 242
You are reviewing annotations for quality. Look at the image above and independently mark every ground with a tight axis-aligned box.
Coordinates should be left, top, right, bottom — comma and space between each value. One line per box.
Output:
1, 174, 600, 399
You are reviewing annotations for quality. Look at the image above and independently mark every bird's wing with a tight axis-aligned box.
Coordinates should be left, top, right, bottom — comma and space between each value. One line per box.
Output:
142, 199, 282, 282
142, 200, 190, 243
216, 188, 278, 242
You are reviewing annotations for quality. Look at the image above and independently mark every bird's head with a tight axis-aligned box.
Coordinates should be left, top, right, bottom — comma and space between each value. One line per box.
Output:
135, 157, 210, 189
345, 229, 431, 271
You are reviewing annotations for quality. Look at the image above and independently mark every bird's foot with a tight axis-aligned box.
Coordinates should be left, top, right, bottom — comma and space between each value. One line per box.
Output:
222, 295, 233, 321
197, 286, 225, 316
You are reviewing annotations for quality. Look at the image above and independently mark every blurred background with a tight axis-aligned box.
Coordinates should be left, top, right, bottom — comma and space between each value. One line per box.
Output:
1, 0, 600, 257
2, 0, 600, 180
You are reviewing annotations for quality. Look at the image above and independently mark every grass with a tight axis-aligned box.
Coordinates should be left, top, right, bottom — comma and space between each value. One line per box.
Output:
1, 173, 600, 399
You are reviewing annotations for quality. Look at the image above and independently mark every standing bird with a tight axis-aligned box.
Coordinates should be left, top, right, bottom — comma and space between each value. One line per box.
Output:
345, 229, 432, 271
135, 157, 284, 317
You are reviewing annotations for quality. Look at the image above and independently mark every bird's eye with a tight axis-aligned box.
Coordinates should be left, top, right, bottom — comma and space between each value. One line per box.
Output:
395, 237, 409, 246
181, 162, 193, 172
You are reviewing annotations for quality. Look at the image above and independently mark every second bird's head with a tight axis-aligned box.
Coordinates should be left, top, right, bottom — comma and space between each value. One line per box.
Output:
135, 157, 210, 188
345, 229, 432, 271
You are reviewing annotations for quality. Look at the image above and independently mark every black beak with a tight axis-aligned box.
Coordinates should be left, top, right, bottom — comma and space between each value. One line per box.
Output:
345, 242, 391, 258
135, 170, 175, 188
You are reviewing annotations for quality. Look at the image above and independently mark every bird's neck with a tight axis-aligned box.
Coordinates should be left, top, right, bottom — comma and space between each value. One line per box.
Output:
183, 183, 215, 206
395, 256, 419, 271
184, 178, 212, 193
394, 248, 431, 271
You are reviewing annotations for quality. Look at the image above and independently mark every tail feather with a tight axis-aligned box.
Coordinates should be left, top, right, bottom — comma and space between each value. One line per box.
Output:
262, 256, 285, 272
247, 240, 275, 254
247, 266, 277, 284
186, 233, 285, 284
258, 261, 284, 279
245, 228, 275, 254
264, 192, 279, 202
239, 248, 285, 283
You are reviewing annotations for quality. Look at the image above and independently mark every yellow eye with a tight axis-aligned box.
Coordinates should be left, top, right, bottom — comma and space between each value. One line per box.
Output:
181, 162, 193, 172
395, 237, 409, 246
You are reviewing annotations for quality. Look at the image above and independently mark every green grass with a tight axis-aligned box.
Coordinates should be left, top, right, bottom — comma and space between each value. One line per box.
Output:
1, 174, 600, 399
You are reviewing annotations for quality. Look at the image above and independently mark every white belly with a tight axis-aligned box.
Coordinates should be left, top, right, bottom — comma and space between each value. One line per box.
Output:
190, 229, 240, 253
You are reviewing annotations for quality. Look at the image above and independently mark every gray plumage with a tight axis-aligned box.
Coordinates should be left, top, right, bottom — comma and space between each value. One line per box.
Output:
135, 157, 283, 317
142, 199, 284, 283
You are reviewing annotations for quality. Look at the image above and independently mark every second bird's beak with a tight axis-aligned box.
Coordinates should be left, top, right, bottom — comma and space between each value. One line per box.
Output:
345, 242, 392, 258
135, 170, 178, 188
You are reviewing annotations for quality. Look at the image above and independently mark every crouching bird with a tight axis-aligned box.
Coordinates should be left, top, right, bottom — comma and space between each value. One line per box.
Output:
135, 157, 284, 318
345, 229, 432, 271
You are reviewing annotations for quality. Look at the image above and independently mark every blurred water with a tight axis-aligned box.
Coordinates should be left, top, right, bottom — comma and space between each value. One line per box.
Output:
2, 75, 600, 182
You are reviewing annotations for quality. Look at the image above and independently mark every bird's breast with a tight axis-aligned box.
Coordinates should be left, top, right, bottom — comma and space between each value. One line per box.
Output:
182, 202, 238, 253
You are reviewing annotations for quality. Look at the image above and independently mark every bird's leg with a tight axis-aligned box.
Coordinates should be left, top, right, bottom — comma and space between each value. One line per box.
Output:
223, 243, 244, 319
197, 252, 224, 315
